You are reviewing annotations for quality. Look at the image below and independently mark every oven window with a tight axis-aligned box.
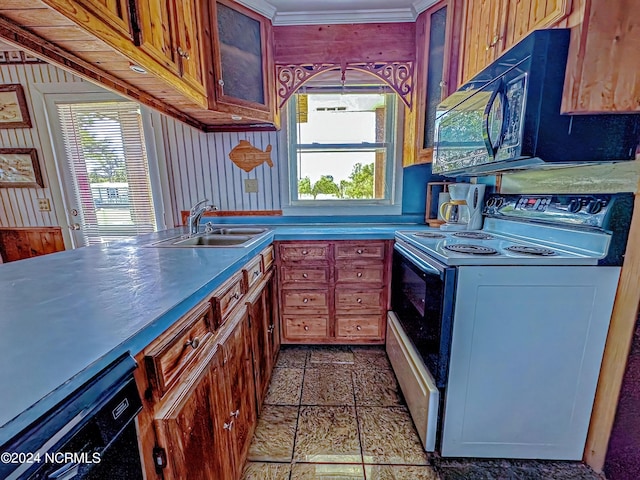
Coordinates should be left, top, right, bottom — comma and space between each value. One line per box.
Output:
392, 250, 446, 377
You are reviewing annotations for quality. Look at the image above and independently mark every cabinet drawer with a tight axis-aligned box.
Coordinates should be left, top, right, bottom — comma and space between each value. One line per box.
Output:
335, 290, 385, 314
335, 242, 385, 261
243, 256, 264, 291
279, 243, 329, 262
261, 245, 275, 271
145, 301, 214, 395
283, 316, 329, 339
336, 315, 382, 339
212, 272, 244, 328
282, 290, 329, 314
335, 265, 384, 285
281, 266, 329, 285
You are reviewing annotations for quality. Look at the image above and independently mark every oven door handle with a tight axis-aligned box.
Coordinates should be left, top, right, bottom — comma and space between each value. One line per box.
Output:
394, 242, 443, 277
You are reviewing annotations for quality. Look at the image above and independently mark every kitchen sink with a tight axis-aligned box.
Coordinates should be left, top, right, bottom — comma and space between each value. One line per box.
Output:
147, 227, 269, 248
175, 234, 252, 246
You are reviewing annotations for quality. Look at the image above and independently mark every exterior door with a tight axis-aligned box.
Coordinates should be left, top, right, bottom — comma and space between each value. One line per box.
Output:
51, 99, 157, 247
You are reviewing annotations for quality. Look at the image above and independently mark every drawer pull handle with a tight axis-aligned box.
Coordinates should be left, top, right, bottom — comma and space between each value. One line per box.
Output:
356, 325, 362, 331
357, 298, 363, 303
304, 325, 310, 331
302, 250, 308, 255
303, 298, 309, 303
302, 273, 308, 278
185, 336, 200, 349
356, 272, 363, 278
253, 270, 260, 277
356, 249, 363, 254
230, 409, 240, 418
232, 292, 240, 300
224, 420, 234, 431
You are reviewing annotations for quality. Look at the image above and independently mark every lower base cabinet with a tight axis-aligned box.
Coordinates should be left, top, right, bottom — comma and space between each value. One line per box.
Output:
136, 250, 278, 480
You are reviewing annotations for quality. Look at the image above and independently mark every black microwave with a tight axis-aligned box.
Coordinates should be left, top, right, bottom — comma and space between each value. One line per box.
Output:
432, 28, 640, 177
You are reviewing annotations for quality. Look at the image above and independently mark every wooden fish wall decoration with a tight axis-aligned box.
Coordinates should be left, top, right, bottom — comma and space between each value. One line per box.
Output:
228, 140, 274, 173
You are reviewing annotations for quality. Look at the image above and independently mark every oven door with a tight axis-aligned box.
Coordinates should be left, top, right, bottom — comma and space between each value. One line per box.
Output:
391, 241, 456, 388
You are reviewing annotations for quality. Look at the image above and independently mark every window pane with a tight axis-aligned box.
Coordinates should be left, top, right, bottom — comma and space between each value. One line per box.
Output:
296, 151, 387, 200
298, 93, 386, 144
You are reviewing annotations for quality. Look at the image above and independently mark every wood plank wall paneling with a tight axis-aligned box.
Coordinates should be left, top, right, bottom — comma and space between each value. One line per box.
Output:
273, 23, 416, 64
0, 62, 84, 228
153, 111, 281, 227
0, 226, 64, 262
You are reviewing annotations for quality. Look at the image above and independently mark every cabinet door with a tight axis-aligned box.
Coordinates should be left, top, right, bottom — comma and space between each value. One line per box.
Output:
73, 0, 134, 39
174, 0, 207, 94
135, 0, 179, 73
221, 309, 257, 476
247, 281, 271, 410
459, 0, 508, 84
403, 0, 460, 166
265, 271, 280, 365
154, 349, 233, 480
211, 0, 271, 112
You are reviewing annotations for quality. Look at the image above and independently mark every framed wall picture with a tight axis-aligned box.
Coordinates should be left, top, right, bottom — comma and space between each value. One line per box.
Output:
0, 148, 44, 187
0, 84, 32, 128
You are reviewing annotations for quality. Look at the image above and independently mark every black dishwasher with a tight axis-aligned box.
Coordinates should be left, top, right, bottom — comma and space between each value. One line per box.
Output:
0, 354, 143, 480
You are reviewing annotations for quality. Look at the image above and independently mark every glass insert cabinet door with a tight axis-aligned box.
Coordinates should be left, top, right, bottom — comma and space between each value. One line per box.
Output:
213, 0, 270, 112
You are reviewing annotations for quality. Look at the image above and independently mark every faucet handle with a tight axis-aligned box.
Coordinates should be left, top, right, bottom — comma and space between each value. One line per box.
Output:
190, 198, 209, 214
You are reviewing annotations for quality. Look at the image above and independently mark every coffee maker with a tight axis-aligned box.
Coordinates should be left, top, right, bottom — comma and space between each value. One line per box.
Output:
439, 184, 486, 231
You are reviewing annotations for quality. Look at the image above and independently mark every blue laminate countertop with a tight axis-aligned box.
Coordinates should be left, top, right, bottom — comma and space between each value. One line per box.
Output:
0, 221, 427, 445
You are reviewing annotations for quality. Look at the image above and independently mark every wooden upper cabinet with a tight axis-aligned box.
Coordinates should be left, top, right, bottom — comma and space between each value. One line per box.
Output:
562, 0, 640, 113
135, 0, 208, 96
458, 0, 571, 85
403, 0, 461, 166
210, 0, 275, 121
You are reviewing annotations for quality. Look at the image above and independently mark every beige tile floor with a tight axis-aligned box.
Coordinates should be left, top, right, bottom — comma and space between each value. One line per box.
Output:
242, 345, 438, 480
241, 346, 606, 480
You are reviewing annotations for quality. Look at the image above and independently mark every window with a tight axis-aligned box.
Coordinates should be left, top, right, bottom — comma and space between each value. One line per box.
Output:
285, 87, 402, 214
54, 101, 157, 246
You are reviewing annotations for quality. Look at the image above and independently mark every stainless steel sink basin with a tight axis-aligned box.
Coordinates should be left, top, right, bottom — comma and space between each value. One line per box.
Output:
147, 227, 269, 248
175, 234, 251, 246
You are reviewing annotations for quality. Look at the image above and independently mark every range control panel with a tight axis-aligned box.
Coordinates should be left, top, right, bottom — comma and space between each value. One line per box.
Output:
483, 193, 624, 229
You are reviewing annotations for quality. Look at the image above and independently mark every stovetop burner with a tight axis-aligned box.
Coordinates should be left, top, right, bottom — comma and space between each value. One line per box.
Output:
453, 231, 495, 240
505, 245, 556, 256
444, 244, 499, 255
413, 232, 446, 239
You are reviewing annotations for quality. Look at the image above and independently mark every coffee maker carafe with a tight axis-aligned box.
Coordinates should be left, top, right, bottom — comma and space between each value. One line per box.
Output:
439, 184, 486, 231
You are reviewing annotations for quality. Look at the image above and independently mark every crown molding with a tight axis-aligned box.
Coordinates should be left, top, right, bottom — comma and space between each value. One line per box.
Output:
273, 8, 416, 26
233, 0, 277, 20
412, 0, 441, 15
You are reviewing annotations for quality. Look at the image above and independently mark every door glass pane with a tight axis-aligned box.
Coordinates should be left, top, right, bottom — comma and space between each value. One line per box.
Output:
423, 6, 447, 149
217, 2, 264, 104
56, 102, 157, 246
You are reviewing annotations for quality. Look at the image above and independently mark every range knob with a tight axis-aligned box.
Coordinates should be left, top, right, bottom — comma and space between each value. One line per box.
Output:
567, 199, 582, 213
586, 199, 603, 214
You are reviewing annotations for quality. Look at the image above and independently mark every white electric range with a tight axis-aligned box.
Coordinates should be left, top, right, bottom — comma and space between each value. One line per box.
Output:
387, 193, 634, 459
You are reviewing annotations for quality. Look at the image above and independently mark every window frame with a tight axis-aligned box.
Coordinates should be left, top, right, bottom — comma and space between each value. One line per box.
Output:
281, 88, 404, 216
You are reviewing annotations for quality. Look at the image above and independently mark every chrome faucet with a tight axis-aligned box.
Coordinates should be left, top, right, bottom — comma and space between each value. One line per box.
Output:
188, 199, 217, 235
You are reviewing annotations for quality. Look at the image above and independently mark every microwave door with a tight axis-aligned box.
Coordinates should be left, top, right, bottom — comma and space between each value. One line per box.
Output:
433, 82, 500, 175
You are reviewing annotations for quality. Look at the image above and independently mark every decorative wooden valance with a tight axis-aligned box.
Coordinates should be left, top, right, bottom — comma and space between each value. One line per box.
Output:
276, 61, 414, 109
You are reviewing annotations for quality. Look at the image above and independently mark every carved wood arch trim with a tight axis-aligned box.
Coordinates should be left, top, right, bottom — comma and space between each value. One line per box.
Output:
276, 61, 414, 109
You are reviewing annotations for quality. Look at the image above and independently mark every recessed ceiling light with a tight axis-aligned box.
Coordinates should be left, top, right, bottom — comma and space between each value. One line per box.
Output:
129, 64, 147, 74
